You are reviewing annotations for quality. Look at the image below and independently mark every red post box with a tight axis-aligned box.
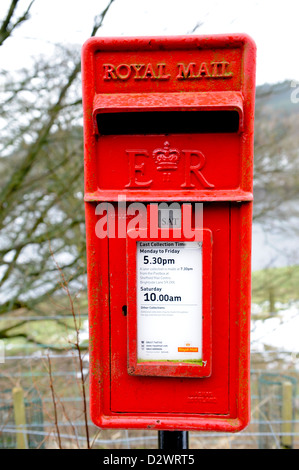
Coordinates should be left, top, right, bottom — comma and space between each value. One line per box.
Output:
82, 34, 256, 432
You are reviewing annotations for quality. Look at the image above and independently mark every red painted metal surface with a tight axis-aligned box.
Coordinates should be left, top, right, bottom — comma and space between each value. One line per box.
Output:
82, 34, 256, 432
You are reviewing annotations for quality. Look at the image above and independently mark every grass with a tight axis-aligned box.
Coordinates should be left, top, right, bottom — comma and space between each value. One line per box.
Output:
0, 293, 89, 354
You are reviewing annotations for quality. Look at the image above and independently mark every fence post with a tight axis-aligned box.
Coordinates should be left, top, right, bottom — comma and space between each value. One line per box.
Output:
12, 387, 28, 449
281, 381, 293, 449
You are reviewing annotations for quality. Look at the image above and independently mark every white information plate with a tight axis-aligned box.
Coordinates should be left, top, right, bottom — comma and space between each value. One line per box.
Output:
137, 241, 202, 363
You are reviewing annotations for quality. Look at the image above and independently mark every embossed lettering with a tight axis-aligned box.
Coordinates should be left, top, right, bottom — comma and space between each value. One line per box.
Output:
103, 63, 171, 81
157, 63, 171, 80
187, 391, 217, 403
176, 61, 233, 80
103, 61, 233, 81
176, 63, 197, 80
125, 150, 152, 188
143, 63, 157, 80
103, 64, 117, 80
197, 62, 210, 77
181, 150, 214, 189
131, 64, 145, 80
115, 63, 131, 80
210, 61, 233, 78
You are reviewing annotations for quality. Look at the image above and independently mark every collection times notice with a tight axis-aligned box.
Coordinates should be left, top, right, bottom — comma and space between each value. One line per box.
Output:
137, 241, 202, 362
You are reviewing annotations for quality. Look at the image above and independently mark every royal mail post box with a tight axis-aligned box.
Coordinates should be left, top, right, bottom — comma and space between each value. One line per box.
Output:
82, 34, 256, 432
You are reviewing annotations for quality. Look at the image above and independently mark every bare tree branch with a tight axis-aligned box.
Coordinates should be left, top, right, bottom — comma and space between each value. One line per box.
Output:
0, 0, 34, 46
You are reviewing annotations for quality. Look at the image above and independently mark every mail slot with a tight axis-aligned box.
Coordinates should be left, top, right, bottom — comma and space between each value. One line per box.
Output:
82, 34, 256, 432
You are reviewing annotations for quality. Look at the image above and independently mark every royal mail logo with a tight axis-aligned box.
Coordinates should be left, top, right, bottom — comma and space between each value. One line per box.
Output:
178, 347, 199, 353
102, 61, 233, 81
153, 141, 180, 171
125, 141, 214, 189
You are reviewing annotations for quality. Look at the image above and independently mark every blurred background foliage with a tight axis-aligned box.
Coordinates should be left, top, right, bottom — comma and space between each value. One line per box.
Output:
0, 1, 116, 347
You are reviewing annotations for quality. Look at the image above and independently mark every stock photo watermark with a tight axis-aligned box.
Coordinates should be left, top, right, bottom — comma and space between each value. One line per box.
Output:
94, 198, 203, 241
290, 80, 299, 103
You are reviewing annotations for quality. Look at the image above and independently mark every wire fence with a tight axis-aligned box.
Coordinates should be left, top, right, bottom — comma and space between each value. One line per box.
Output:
0, 307, 298, 449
